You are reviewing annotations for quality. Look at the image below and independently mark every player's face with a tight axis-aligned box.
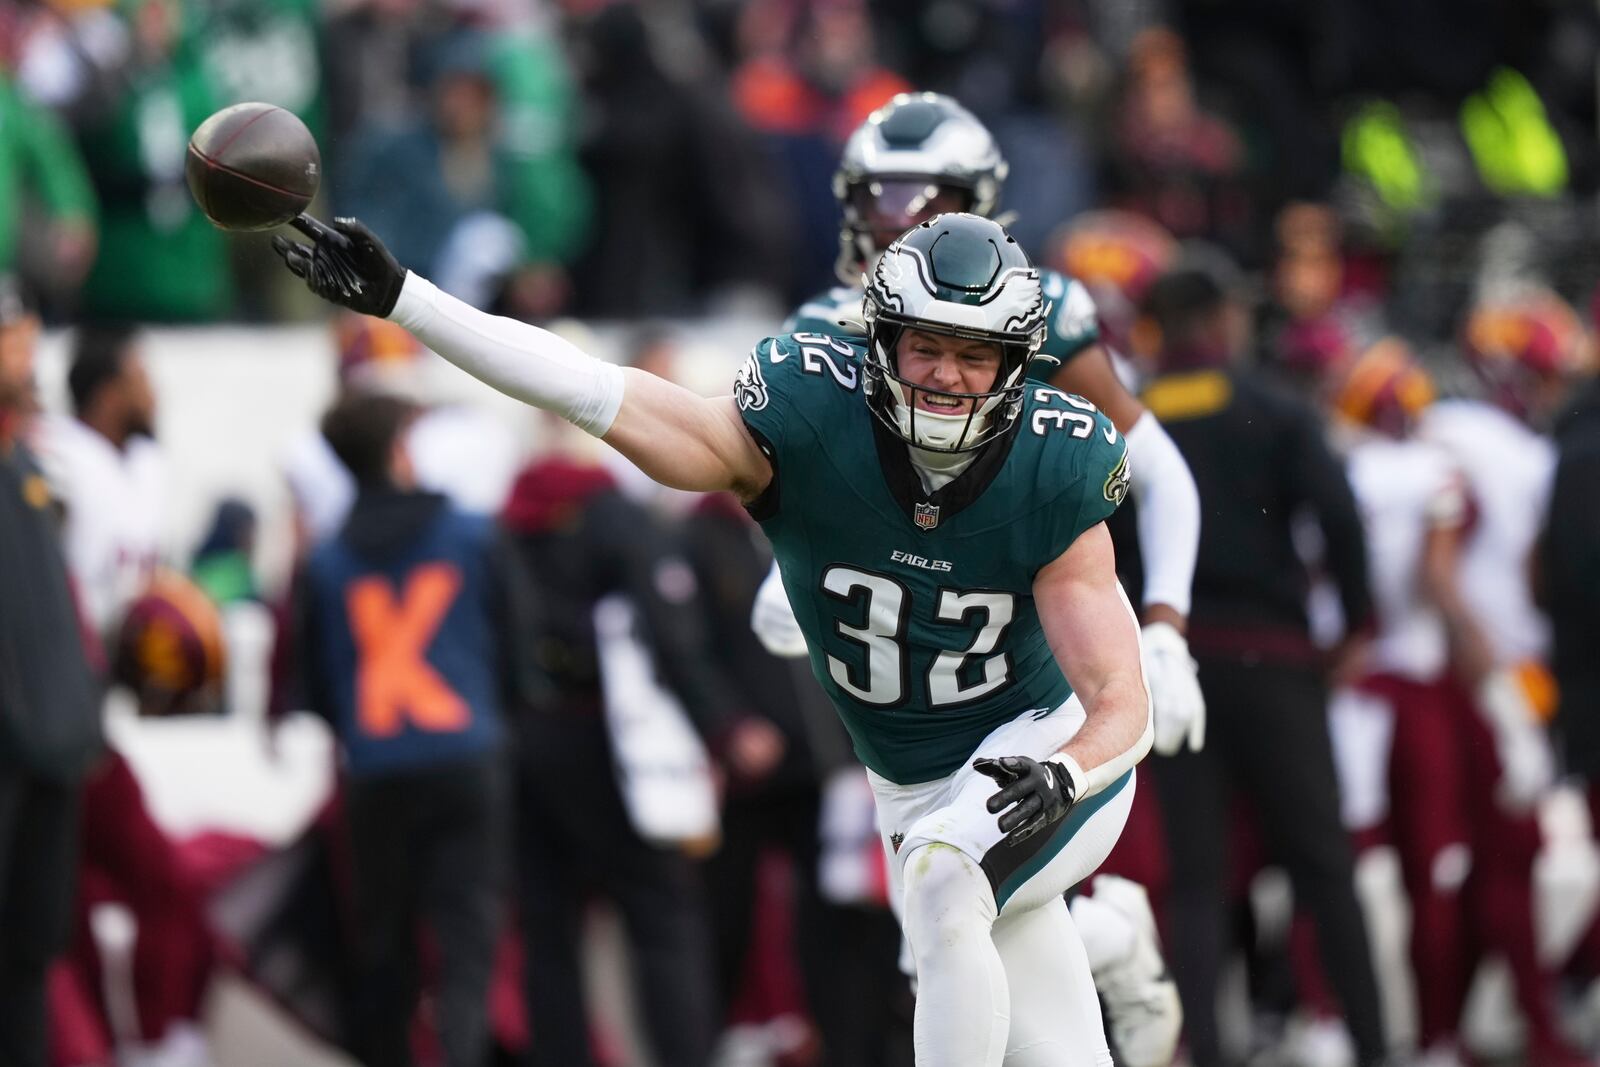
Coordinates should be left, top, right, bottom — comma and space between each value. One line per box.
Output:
0, 315, 39, 410
896, 329, 1002, 413
122, 354, 157, 439
853, 180, 973, 253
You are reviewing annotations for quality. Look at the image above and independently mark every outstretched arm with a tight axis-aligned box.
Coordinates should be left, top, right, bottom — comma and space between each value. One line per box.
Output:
276, 218, 773, 501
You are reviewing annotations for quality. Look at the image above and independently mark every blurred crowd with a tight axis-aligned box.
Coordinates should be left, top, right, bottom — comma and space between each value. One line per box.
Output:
2, 0, 1598, 323
6, 1, 1600, 1067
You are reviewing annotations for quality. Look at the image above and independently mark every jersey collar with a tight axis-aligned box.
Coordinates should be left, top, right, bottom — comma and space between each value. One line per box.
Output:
870, 413, 1018, 528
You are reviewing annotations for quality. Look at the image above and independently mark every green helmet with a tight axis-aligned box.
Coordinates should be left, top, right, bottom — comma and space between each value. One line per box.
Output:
862, 213, 1047, 453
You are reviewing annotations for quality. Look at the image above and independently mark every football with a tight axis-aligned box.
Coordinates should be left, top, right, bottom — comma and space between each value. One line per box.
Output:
186, 102, 321, 231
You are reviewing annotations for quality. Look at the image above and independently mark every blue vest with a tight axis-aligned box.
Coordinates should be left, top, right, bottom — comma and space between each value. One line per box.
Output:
305, 507, 504, 777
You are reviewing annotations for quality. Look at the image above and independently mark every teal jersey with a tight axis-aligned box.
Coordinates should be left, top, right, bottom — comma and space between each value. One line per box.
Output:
735, 332, 1130, 784
783, 285, 867, 338
783, 267, 1100, 381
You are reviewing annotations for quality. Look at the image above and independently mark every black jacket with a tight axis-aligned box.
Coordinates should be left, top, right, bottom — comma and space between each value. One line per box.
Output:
0, 437, 102, 780
500, 459, 744, 743
1140, 367, 1371, 663
1546, 380, 1600, 778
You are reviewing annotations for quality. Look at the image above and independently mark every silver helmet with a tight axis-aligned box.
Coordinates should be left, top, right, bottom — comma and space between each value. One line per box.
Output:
834, 93, 1008, 283
862, 213, 1047, 454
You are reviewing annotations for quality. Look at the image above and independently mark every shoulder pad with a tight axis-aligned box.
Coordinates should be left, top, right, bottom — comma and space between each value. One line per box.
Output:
1036, 268, 1100, 366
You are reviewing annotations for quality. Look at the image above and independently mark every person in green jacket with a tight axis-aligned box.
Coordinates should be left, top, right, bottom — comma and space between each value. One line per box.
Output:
0, 76, 97, 293
76, 0, 234, 322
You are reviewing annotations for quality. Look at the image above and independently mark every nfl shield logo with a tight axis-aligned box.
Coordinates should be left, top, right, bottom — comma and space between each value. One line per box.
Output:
914, 502, 940, 530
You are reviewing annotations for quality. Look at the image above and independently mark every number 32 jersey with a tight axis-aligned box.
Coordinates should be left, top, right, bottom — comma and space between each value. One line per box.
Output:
736, 333, 1130, 785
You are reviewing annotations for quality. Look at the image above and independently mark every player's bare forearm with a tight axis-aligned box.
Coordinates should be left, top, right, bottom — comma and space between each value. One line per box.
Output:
603, 372, 774, 500
1035, 523, 1154, 795
1060, 670, 1150, 776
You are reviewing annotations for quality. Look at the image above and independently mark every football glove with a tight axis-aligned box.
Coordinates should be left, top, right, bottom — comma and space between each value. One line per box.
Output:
272, 215, 406, 318
1142, 621, 1206, 755
973, 755, 1076, 844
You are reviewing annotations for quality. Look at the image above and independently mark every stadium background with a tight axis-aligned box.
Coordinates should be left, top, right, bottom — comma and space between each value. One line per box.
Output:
7, 0, 1600, 1065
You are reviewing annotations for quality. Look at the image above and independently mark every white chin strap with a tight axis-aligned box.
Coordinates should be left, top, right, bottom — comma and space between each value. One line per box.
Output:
888, 379, 996, 451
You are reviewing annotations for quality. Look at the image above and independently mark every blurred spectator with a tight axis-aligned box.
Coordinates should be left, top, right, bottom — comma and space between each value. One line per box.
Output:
191, 496, 259, 605
1316, 341, 1478, 1061
335, 27, 589, 300
1255, 202, 1379, 397
0, 70, 97, 297
1104, 27, 1250, 260
71, 0, 231, 321
35, 324, 166, 643
0, 274, 104, 1067
62, 575, 227, 1067
296, 392, 517, 1067
1135, 265, 1387, 1067
194, 0, 325, 141
731, 0, 908, 299
1546, 359, 1600, 831
1415, 286, 1592, 1067
1047, 207, 1179, 363
567, 3, 786, 317
114, 568, 227, 718
60, 747, 217, 1067
680, 490, 841, 1058
500, 447, 741, 1067
282, 312, 521, 552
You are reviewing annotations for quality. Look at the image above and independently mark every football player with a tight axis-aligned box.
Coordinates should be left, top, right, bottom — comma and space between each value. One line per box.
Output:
752, 92, 1187, 1065
275, 211, 1153, 1067
760, 93, 1203, 761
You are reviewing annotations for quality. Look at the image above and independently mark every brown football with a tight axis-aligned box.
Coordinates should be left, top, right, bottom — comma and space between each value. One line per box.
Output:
186, 102, 320, 231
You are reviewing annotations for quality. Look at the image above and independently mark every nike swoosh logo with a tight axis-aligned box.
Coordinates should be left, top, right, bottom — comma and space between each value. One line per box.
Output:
1042, 767, 1054, 791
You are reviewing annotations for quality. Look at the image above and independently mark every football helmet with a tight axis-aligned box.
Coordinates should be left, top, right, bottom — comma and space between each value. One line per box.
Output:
1462, 286, 1593, 420
863, 213, 1047, 453
113, 570, 227, 716
834, 93, 1008, 282
1333, 337, 1435, 437
1050, 209, 1177, 352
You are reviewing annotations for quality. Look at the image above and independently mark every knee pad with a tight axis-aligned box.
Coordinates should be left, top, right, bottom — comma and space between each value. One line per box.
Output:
901, 843, 996, 960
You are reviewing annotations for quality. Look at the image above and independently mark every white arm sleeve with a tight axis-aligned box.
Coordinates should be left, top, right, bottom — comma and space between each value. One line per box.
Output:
1125, 411, 1200, 618
751, 560, 810, 658
389, 273, 625, 437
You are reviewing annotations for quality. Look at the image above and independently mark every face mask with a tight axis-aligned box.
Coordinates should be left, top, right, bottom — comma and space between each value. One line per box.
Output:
888, 379, 996, 452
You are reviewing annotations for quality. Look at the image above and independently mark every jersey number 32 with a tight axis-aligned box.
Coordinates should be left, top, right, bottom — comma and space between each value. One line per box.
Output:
822, 564, 1015, 709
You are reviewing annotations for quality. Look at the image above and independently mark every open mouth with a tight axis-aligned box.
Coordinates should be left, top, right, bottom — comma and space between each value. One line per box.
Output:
918, 393, 967, 412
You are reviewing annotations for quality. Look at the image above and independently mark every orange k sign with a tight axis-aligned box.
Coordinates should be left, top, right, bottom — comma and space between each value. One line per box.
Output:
346, 564, 470, 738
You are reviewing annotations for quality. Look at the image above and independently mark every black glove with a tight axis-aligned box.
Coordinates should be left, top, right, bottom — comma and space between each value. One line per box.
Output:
973, 755, 1076, 844
272, 215, 406, 318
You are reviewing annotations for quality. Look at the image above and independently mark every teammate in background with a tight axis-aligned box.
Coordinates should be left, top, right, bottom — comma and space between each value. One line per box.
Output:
768, 93, 1203, 760
1417, 287, 1593, 1067
751, 92, 1188, 1066
274, 210, 1153, 1067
